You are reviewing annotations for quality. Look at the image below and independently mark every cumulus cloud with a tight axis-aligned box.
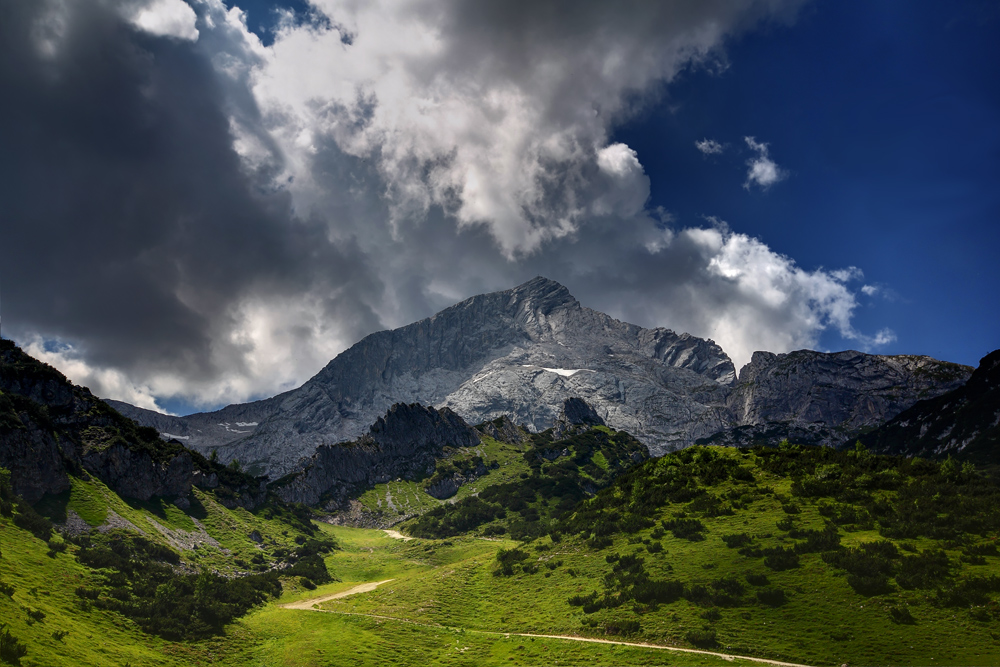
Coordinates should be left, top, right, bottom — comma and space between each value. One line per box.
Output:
743, 136, 787, 190
127, 0, 199, 41
695, 138, 725, 155
0, 0, 901, 412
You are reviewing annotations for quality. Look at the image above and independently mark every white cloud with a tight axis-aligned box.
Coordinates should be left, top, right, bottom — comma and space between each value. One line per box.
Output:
695, 138, 724, 155
244, 0, 802, 258
127, 0, 199, 41
743, 136, 786, 190
861, 284, 879, 296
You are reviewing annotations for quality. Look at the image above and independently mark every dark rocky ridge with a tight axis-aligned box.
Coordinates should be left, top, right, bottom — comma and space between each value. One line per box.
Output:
0, 339, 264, 507
858, 349, 1000, 464
271, 402, 480, 507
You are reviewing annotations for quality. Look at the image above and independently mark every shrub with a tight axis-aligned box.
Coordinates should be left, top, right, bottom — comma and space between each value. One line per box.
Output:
896, 550, 950, 589
721, 533, 752, 548
889, 606, 916, 624
603, 619, 640, 636
701, 608, 722, 621
662, 517, 705, 541
745, 572, 769, 587
685, 627, 718, 648
756, 588, 786, 607
762, 547, 799, 571
0, 581, 14, 598
298, 577, 316, 590
0, 624, 27, 666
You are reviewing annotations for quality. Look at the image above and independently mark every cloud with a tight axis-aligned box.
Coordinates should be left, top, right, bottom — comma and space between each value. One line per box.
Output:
695, 138, 725, 155
127, 0, 199, 41
0, 0, 904, 413
743, 135, 787, 190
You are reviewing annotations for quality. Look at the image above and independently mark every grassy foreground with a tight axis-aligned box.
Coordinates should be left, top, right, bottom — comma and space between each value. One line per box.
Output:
222, 525, 762, 667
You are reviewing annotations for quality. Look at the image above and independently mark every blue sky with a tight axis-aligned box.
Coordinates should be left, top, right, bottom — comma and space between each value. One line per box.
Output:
611, 0, 1000, 365
1, 0, 997, 414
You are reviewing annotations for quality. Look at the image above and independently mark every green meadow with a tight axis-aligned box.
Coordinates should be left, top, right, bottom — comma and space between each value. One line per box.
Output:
3, 442, 1000, 666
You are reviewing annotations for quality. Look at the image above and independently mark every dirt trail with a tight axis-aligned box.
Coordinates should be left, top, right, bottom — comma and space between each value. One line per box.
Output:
279, 579, 394, 610
282, 589, 814, 667
383, 529, 414, 541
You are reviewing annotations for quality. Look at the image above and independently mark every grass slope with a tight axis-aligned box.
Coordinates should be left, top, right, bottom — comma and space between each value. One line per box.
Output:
323, 445, 1000, 666
223, 525, 757, 667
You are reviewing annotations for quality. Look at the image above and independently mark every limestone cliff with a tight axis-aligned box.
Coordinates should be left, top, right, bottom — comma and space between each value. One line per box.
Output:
699, 349, 972, 448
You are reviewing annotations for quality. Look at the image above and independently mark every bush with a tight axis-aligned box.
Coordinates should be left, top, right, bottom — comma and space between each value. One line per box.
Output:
662, 517, 705, 541
757, 588, 786, 606
12, 500, 52, 541
889, 606, 916, 624
0, 624, 27, 666
896, 550, 950, 589
685, 627, 718, 648
603, 619, 640, 636
762, 547, 799, 571
0, 581, 14, 598
298, 577, 317, 590
721, 533, 752, 548
745, 572, 769, 587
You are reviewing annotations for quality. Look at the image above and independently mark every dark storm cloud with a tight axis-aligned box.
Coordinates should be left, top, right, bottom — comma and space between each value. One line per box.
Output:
0, 0, 382, 404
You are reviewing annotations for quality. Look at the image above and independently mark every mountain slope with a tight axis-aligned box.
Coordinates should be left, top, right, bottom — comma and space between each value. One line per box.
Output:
858, 349, 1000, 464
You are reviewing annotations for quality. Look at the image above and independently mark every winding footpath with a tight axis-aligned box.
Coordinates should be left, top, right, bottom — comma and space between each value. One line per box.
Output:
280, 580, 815, 667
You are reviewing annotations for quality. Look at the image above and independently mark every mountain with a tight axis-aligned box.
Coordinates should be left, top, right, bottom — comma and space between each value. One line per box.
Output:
857, 349, 1000, 464
0, 339, 264, 507
115, 277, 737, 476
697, 349, 972, 449
113, 277, 972, 478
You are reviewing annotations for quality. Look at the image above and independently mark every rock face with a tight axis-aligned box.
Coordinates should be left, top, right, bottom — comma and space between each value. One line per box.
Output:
0, 339, 263, 507
117, 277, 974, 477
271, 403, 480, 507
130, 277, 737, 476
699, 350, 973, 448
858, 349, 1000, 464
553, 397, 606, 439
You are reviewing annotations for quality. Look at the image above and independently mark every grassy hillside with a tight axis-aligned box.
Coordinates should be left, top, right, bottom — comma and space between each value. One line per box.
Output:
0, 465, 334, 665
402, 425, 647, 540
222, 524, 760, 667
6, 431, 1000, 665
351, 434, 535, 520
320, 444, 1000, 666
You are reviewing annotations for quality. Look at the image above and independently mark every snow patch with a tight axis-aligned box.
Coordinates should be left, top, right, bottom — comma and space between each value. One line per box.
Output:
521, 365, 596, 377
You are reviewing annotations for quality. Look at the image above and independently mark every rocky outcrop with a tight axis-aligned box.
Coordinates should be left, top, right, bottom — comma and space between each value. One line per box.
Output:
424, 459, 496, 500
0, 339, 263, 507
553, 397, 606, 439
475, 415, 528, 445
271, 403, 480, 507
858, 349, 1000, 463
698, 350, 973, 449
